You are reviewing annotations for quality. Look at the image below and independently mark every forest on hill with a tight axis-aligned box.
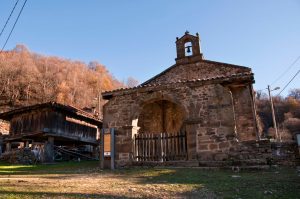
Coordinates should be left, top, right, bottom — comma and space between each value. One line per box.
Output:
0, 45, 299, 140
0, 45, 124, 113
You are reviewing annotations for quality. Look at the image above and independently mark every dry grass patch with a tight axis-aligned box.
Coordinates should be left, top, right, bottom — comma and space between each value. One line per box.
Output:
0, 161, 299, 198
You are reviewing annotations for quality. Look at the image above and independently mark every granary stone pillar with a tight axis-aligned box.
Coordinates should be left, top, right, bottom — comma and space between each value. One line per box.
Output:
44, 137, 54, 162
25, 141, 29, 148
5, 142, 11, 152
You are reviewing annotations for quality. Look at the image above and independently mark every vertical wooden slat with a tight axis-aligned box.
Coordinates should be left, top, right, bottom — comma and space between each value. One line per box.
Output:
150, 134, 153, 161
160, 133, 166, 162
147, 134, 150, 161
173, 132, 176, 160
158, 133, 161, 161
141, 133, 144, 161
152, 134, 155, 161
169, 133, 173, 160
148, 133, 151, 161
164, 133, 167, 161
138, 134, 141, 161
144, 133, 147, 161
177, 132, 180, 160
134, 134, 137, 161
174, 132, 176, 160
155, 134, 157, 161
173, 132, 175, 160
176, 132, 179, 160
171, 132, 174, 161
135, 134, 138, 161
180, 131, 184, 158
145, 133, 148, 161
166, 133, 168, 161
184, 131, 188, 160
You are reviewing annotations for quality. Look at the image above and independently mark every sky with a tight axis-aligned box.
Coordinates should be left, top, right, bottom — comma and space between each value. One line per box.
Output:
0, 0, 299, 96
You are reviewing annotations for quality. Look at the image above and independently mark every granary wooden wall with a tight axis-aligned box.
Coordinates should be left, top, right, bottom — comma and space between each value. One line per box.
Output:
9, 108, 98, 144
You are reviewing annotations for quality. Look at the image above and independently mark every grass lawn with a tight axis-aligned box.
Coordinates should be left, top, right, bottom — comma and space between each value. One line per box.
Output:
0, 161, 299, 198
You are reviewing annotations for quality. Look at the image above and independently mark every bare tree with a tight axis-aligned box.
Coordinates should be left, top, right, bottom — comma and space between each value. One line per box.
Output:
126, 77, 139, 88
288, 88, 300, 99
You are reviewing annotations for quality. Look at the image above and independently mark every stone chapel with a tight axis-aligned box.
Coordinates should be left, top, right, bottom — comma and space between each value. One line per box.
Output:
102, 32, 261, 167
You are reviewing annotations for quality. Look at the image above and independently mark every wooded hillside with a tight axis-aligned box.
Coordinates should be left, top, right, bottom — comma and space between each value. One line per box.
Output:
256, 89, 300, 141
0, 45, 123, 112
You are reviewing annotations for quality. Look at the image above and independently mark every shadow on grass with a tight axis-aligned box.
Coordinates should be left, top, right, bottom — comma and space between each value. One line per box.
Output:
0, 190, 134, 199
1, 162, 299, 198
118, 167, 300, 199
0, 161, 100, 175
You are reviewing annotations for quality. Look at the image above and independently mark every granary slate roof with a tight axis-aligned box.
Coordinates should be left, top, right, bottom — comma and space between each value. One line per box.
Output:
102, 72, 254, 99
0, 102, 101, 124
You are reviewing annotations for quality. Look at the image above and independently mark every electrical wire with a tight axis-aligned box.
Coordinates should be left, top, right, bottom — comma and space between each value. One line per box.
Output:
271, 55, 300, 86
276, 69, 300, 96
0, 0, 28, 53
0, 0, 20, 38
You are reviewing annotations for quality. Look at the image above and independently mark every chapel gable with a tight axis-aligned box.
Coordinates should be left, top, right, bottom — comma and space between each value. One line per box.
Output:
141, 31, 252, 86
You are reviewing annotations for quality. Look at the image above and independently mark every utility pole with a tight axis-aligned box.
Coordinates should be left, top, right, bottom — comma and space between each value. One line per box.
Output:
267, 85, 280, 142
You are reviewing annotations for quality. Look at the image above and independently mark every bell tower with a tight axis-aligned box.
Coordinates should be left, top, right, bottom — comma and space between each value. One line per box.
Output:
175, 31, 203, 64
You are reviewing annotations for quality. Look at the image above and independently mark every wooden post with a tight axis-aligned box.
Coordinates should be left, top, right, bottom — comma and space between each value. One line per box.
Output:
110, 128, 115, 170
100, 128, 104, 169
268, 85, 279, 141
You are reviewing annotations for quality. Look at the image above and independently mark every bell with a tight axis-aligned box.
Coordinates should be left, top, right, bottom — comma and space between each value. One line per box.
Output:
186, 46, 191, 53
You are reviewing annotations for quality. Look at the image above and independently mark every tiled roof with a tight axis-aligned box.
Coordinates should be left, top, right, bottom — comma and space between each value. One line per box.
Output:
102, 72, 254, 97
140, 60, 251, 86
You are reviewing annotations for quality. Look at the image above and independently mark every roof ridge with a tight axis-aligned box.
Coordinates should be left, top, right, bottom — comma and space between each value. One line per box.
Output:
0, 101, 101, 122
102, 72, 253, 95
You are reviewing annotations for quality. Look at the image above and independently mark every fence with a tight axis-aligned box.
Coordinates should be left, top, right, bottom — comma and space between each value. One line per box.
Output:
133, 132, 187, 162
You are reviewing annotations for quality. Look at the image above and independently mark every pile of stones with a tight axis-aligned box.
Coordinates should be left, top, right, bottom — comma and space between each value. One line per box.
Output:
0, 148, 37, 164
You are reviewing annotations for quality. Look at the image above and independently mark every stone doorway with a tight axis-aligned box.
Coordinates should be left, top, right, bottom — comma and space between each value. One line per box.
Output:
132, 100, 188, 162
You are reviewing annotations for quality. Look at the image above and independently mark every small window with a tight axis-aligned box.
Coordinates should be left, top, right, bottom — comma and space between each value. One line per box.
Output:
185, 42, 193, 56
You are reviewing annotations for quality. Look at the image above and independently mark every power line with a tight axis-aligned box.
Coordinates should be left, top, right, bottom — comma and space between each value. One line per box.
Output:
0, 0, 20, 38
271, 55, 300, 86
276, 69, 300, 96
0, 0, 28, 53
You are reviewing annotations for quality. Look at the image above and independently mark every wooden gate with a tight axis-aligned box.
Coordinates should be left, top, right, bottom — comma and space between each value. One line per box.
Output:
133, 132, 187, 162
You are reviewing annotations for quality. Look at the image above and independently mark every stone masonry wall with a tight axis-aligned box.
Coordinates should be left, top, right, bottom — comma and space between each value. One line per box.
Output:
103, 80, 257, 168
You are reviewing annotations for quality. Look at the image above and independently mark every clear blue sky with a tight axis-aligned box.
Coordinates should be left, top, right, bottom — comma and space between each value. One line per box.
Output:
0, 0, 299, 96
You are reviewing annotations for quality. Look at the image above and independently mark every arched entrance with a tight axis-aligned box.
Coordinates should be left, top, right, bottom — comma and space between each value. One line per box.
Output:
133, 99, 188, 162
138, 100, 185, 134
